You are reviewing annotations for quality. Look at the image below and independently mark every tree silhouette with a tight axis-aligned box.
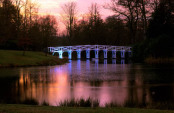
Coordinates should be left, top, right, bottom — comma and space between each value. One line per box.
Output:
61, 2, 77, 45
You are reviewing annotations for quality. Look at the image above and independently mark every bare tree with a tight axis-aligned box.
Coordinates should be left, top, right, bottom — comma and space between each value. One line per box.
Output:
13, 0, 23, 15
87, 3, 104, 44
19, 0, 38, 55
39, 15, 58, 56
105, 0, 140, 43
61, 1, 77, 44
105, 0, 161, 42
28, 0, 38, 28
0, 0, 3, 7
139, 0, 148, 38
150, 0, 160, 12
137, 0, 160, 39
12, 0, 23, 40
23, 0, 29, 32
88, 3, 101, 26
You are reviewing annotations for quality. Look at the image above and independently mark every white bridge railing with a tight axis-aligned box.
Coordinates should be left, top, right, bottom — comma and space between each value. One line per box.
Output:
48, 45, 132, 59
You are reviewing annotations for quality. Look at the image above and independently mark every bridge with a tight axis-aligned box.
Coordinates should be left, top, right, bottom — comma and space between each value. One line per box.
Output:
48, 45, 132, 59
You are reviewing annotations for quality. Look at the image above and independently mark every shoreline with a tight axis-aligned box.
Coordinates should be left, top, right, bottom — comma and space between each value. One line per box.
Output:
0, 50, 68, 68
0, 58, 68, 68
144, 57, 174, 65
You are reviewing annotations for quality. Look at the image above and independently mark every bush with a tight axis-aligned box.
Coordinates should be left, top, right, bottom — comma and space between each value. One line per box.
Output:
132, 34, 174, 62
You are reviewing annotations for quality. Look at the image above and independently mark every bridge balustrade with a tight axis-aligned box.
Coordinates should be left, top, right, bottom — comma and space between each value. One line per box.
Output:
48, 45, 132, 59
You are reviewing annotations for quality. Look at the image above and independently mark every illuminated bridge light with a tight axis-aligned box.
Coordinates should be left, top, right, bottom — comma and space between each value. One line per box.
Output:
48, 45, 132, 59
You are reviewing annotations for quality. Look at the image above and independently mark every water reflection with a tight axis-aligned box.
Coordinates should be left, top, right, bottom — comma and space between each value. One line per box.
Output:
112, 59, 116, 64
86, 59, 90, 71
104, 59, 107, 64
121, 59, 125, 64
94, 59, 99, 69
0, 60, 174, 107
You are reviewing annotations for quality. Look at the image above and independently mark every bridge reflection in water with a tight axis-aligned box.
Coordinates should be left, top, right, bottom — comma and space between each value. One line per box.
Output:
17, 60, 131, 106
3, 59, 172, 107
48, 45, 132, 59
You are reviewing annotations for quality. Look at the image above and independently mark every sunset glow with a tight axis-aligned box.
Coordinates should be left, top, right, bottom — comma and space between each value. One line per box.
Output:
37, 0, 114, 32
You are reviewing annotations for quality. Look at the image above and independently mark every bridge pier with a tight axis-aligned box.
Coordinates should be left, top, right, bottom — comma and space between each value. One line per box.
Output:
128, 51, 132, 58
77, 50, 81, 59
86, 50, 90, 59
103, 50, 108, 59
112, 51, 117, 59
95, 50, 99, 59
68, 51, 72, 59
59, 51, 63, 59
121, 50, 125, 59
104, 59, 107, 64
121, 59, 125, 64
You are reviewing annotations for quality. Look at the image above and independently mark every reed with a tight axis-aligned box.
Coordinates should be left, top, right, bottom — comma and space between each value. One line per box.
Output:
59, 98, 99, 107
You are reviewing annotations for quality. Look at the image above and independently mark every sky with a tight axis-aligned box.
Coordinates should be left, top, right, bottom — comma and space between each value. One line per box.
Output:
36, 0, 114, 33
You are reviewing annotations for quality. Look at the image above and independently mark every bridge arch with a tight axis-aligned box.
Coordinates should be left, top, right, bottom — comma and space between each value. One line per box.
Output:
72, 51, 77, 59
53, 52, 59, 57
99, 50, 104, 59
107, 51, 112, 59
63, 52, 68, 58
90, 50, 95, 59
81, 51, 86, 59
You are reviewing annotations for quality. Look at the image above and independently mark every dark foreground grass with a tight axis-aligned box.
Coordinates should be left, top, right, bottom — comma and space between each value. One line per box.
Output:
0, 104, 174, 113
0, 50, 68, 67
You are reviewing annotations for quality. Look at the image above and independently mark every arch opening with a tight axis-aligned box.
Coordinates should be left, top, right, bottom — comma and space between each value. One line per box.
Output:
81, 51, 86, 59
63, 52, 68, 58
90, 50, 95, 59
108, 51, 112, 59
99, 50, 104, 59
72, 51, 77, 59
53, 52, 59, 57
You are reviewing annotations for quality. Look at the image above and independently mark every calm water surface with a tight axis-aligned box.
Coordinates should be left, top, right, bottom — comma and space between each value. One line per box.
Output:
0, 60, 174, 107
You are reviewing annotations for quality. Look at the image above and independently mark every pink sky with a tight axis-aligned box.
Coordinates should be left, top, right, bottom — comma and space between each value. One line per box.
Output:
37, 0, 114, 33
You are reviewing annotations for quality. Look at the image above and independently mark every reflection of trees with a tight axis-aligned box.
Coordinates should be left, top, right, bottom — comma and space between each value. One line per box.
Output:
125, 64, 174, 108
17, 66, 72, 105
1, 63, 174, 108
0, 76, 20, 103
150, 86, 174, 103
143, 66, 174, 106
125, 64, 149, 107
14, 66, 74, 105
18, 67, 51, 104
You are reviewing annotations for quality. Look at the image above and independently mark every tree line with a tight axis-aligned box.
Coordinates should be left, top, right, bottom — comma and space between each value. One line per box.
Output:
0, 0, 58, 54
133, 0, 174, 60
60, 0, 173, 59
0, 0, 173, 58
58, 0, 169, 46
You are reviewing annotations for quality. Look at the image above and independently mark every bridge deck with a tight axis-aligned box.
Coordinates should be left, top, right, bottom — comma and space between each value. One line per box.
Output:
49, 45, 132, 52
48, 45, 132, 59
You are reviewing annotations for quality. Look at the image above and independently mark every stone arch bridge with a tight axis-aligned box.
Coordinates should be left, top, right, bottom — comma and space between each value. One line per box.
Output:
48, 45, 132, 59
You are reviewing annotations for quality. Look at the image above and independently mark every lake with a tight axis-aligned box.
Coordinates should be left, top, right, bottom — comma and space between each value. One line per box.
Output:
0, 59, 174, 108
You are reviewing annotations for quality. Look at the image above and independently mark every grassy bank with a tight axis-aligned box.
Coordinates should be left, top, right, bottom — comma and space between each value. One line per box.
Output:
144, 57, 174, 64
0, 50, 68, 67
0, 104, 174, 113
